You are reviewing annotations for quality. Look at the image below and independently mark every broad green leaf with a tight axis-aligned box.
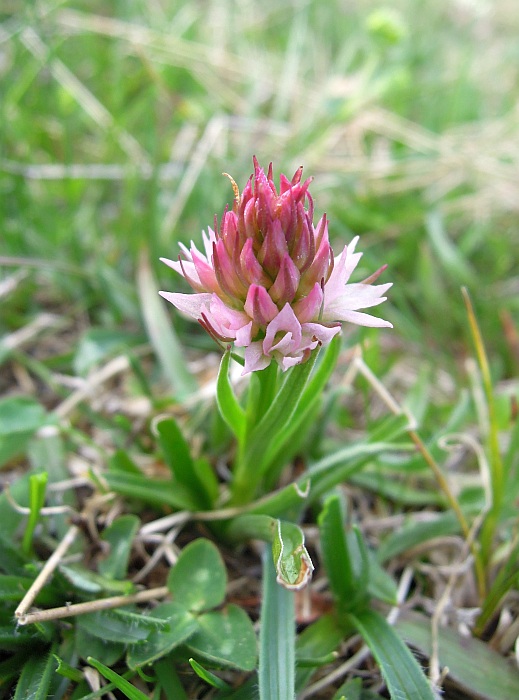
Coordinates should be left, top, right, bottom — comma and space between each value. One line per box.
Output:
126, 602, 197, 669
349, 608, 435, 700
99, 515, 140, 580
259, 547, 294, 700
167, 539, 226, 612
216, 350, 246, 442
87, 657, 149, 700
350, 470, 444, 506
0, 396, 49, 467
272, 520, 314, 590
187, 605, 257, 672
189, 658, 231, 690
397, 612, 519, 700
77, 608, 168, 644
138, 250, 197, 400
154, 417, 212, 509
74, 626, 125, 665
13, 647, 58, 700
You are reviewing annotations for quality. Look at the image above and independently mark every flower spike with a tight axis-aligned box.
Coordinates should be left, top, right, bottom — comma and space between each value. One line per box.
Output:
160, 158, 392, 373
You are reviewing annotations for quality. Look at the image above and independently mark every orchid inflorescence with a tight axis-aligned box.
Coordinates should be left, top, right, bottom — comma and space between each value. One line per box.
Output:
160, 157, 391, 373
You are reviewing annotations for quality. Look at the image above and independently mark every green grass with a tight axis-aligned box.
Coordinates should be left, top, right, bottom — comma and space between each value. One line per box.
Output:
1, 1, 519, 698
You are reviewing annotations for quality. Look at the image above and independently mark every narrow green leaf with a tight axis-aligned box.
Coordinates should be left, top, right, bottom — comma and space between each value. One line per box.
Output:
54, 654, 83, 682
87, 657, 149, 700
216, 350, 246, 442
0, 574, 59, 606
397, 611, 519, 700
349, 608, 435, 700
259, 547, 295, 700
318, 495, 369, 611
155, 659, 189, 700
22, 472, 48, 556
138, 250, 197, 400
99, 515, 140, 580
168, 539, 227, 612
13, 647, 58, 700
154, 417, 211, 509
104, 471, 195, 511
189, 657, 232, 690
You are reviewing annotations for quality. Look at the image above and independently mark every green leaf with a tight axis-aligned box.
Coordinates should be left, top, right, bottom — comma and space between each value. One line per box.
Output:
0, 396, 49, 467
377, 511, 461, 563
22, 471, 48, 556
87, 657, 149, 700
259, 547, 294, 700
0, 530, 29, 574
54, 654, 84, 682
154, 417, 212, 509
216, 350, 246, 442
349, 608, 435, 700
272, 520, 314, 590
73, 327, 141, 376
104, 471, 195, 511
187, 605, 257, 671
318, 495, 369, 612
99, 515, 140, 580
138, 250, 197, 400
13, 647, 58, 700
154, 659, 189, 700
126, 602, 197, 669
0, 574, 59, 606
296, 614, 344, 692
168, 539, 226, 612
78, 608, 168, 644
189, 658, 232, 690
74, 626, 125, 665
58, 564, 134, 595
397, 611, 519, 700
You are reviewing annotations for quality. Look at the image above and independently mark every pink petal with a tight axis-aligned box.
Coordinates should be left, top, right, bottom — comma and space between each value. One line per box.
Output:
263, 304, 302, 354
333, 310, 393, 328
159, 292, 211, 320
302, 322, 341, 346
292, 283, 323, 323
269, 254, 300, 306
244, 284, 278, 325
243, 342, 271, 375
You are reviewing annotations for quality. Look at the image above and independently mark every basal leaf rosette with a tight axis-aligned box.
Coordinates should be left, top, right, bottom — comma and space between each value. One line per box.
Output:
160, 158, 392, 374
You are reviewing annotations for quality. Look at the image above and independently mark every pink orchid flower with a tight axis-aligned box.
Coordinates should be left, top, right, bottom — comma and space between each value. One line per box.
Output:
160, 158, 392, 374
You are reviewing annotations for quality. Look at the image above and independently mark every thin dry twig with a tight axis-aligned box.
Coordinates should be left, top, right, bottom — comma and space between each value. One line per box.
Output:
15, 525, 80, 620
17, 586, 170, 626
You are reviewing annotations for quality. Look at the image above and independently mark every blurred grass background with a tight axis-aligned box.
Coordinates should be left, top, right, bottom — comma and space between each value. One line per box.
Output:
1, 0, 518, 378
